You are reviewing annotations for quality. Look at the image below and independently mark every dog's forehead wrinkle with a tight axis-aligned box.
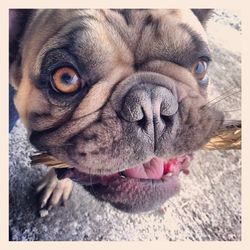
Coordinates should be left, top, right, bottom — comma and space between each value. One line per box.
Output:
135, 24, 206, 67
35, 22, 101, 76
21, 10, 107, 74
104, 10, 207, 67
83, 9, 206, 66
21, 9, 209, 82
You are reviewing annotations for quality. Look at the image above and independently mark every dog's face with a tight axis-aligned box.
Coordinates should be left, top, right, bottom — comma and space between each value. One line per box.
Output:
10, 9, 223, 212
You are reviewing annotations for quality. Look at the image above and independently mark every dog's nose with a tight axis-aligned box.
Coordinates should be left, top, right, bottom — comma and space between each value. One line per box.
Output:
121, 84, 178, 136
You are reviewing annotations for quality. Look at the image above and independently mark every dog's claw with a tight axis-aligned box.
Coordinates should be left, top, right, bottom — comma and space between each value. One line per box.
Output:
40, 201, 46, 209
39, 209, 49, 218
35, 169, 73, 213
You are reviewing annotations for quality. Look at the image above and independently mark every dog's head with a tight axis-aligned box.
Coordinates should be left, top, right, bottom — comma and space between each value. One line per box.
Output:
9, 9, 223, 212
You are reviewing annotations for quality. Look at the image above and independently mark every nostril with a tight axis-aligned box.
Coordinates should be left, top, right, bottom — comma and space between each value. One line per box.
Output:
160, 114, 174, 127
137, 116, 148, 129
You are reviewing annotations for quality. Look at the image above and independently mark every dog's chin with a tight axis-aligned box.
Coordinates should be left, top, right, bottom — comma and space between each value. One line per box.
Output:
55, 154, 193, 213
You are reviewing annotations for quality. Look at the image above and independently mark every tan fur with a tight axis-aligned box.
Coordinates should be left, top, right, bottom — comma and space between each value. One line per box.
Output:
140, 61, 201, 95
73, 65, 134, 119
13, 9, 206, 125
14, 72, 33, 129
35, 169, 73, 211
150, 9, 207, 41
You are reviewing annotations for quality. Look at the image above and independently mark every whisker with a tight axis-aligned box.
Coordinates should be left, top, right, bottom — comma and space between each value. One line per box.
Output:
202, 87, 235, 104
223, 109, 241, 113
202, 90, 241, 111
203, 86, 237, 106
89, 170, 98, 197
216, 119, 241, 122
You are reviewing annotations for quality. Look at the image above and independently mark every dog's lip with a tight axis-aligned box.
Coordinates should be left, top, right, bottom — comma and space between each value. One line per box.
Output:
55, 153, 193, 185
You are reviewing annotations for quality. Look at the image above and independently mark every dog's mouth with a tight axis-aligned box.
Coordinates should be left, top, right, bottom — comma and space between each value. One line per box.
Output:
31, 121, 240, 212
56, 154, 192, 184
55, 154, 193, 212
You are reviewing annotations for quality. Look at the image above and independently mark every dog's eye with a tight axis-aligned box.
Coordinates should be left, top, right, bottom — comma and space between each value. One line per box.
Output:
192, 60, 208, 80
51, 67, 82, 93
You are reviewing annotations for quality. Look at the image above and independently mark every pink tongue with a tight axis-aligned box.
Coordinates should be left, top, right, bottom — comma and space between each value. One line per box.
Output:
124, 158, 164, 179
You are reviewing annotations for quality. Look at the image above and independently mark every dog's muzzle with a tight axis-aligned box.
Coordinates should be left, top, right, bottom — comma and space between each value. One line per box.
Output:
120, 83, 178, 144
111, 72, 181, 153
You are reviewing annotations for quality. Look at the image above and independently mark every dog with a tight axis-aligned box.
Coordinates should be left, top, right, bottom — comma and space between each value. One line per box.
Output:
9, 9, 223, 213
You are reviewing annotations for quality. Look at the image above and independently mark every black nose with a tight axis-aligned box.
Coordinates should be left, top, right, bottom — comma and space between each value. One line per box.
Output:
121, 84, 178, 138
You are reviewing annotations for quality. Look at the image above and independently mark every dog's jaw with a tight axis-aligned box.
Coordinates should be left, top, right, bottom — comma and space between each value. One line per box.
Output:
55, 154, 192, 212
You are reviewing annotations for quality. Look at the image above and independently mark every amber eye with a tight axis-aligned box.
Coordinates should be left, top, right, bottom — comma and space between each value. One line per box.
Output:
192, 60, 208, 80
52, 67, 82, 93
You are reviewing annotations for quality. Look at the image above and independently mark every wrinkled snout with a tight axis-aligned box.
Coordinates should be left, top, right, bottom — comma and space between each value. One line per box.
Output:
120, 84, 179, 142
111, 72, 181, 153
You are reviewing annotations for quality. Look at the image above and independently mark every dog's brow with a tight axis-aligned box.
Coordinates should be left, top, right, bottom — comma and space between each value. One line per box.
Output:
179, 23, 211, 59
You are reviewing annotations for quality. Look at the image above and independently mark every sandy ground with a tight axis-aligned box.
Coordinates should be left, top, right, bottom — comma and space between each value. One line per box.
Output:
9, 10, 241, 241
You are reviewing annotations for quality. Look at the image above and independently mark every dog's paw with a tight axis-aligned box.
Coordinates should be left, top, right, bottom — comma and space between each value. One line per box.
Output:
35, 169, 73, 215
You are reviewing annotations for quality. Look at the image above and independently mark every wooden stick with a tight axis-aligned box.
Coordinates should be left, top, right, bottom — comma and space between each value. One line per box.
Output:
31, 153, 70, 168
203, 121, 241, 150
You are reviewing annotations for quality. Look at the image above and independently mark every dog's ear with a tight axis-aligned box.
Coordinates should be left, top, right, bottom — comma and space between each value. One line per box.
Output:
9, 9, 34, 89
9, 9, 33, 65
191, 9, 213, 26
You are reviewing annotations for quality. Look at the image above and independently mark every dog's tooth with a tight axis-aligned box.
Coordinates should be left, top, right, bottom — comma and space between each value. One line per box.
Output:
166, 172, 173, 177
119, 172, 126, 178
